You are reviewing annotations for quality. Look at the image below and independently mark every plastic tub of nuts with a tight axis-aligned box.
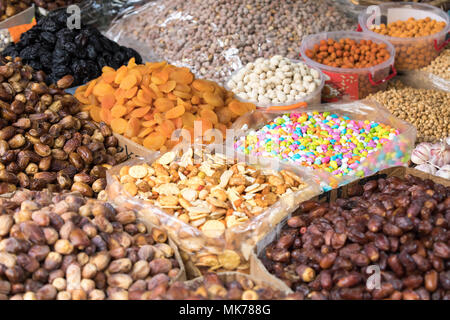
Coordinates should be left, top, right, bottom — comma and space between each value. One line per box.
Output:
106, 144, 320, 277
358, 2, 449, 71
225, 57, 324, 110
299, 31, 396, 102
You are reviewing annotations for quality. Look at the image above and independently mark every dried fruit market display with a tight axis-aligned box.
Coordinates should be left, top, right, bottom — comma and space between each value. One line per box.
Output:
0, 0, 449, 301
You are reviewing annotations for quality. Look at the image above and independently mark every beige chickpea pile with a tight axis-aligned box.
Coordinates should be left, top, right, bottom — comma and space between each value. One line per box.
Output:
421, 48, 450, 81
367, 81, 450, 143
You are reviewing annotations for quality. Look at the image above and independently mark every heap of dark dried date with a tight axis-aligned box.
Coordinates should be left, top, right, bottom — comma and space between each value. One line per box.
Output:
0, 56, 127, 196
261, 175, 450, 300
2, 9, 142, 86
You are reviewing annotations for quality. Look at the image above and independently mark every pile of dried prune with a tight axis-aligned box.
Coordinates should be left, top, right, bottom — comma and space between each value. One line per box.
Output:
2, 10, 142, 86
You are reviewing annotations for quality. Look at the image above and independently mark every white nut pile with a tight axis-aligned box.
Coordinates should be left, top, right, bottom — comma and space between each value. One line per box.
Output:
227, 56, 321, 105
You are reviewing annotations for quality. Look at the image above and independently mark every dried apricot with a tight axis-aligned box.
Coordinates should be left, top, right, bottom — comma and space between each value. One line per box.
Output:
102, 71, 116, 84
143, 132, 167, 150
111, 118, 128, 134
173, 90, 192, 100
181, 112, 196, 128
130, 106, 151, 118
124, 86, 138, 99
89, 106, 101, 123
84, 79, 97, 98
151, 69, 169, 85
216, 107, 232, 124
125, 117, 141, 138
169, 69, 194, 85
138, 127, 153, 138
165, 105, 185, 119
154, 98, 175, 112
228, 100, 248, 116
100, 107, 112, 125
102, 66, 115, 73
93, 82, 114, 97
203, 92, 224, 107
200, 109, 219, 124
100, 94, 116, 109
158, 80, 176, 93
75, 92, 90, 105
111, 105, 127, 118
142, 120, 157, 128
157, 119, 176, 138
120, 74, 138, 90
175, 84, 191, 93
114, 66, 128, 85
136, 89, 152, 104
192, 79, 214, 92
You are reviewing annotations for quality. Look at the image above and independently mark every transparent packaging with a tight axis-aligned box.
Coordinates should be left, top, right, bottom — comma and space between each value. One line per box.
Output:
358, 2, 450, 71
106, 143, 321, 276
105, 0, 356, 85
299, 31, 396, 102
224, 59, 324, 110
231, 100, 417, 190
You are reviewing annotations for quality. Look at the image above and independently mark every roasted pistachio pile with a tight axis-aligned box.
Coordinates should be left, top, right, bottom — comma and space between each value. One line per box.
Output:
0, 190, 182, 300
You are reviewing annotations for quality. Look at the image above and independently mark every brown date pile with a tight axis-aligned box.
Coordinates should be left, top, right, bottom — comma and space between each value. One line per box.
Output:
0, 56, 127, 196
261, 175, 450, 300
154, 273, 301, 300
0, 190, 182, 300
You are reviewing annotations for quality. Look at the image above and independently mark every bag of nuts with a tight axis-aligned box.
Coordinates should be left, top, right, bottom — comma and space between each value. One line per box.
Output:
0, 189, 186, 300
105, 0, 356, 85
231, 100, 417, 190
106, 143, 320, 277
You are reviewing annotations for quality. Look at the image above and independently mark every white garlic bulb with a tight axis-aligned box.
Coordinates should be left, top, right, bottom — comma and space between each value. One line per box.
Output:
414, 164, 437, 175
429, 143, 450, 168
435, 165, 450, 180
410, 142, 433, 165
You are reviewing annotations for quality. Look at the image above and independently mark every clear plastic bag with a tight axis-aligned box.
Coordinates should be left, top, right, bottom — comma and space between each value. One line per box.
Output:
106, 143, 321, 276
231, 100, 417, 190
394, 70, 450, 93
105, 0, 356, 85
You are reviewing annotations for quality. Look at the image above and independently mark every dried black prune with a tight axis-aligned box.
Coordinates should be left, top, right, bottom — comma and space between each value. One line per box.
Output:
1, 10, 142, 87
86, 45, 97, 60
40, 32, 56, 45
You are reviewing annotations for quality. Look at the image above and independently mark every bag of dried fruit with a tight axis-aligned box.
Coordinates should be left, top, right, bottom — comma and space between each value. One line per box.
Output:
105, 0, 355, 85
105, 143, 321, 277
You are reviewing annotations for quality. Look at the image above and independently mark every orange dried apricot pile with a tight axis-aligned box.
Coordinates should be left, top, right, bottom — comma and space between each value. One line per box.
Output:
75, 58, 255, 152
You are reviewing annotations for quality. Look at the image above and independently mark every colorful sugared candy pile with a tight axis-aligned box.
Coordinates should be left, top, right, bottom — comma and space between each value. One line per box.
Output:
235, 112, 400, 177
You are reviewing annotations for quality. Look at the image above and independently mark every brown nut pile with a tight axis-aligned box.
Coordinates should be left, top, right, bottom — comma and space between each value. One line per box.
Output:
153, 273, 301, 300
106, 0, 354, 84
0, 190, 182, 300
261, 175, 450, 300
421, 48, 450, 81
367, 81, 450, 143
0, 56, 127, 196
114, 147, 307, 237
